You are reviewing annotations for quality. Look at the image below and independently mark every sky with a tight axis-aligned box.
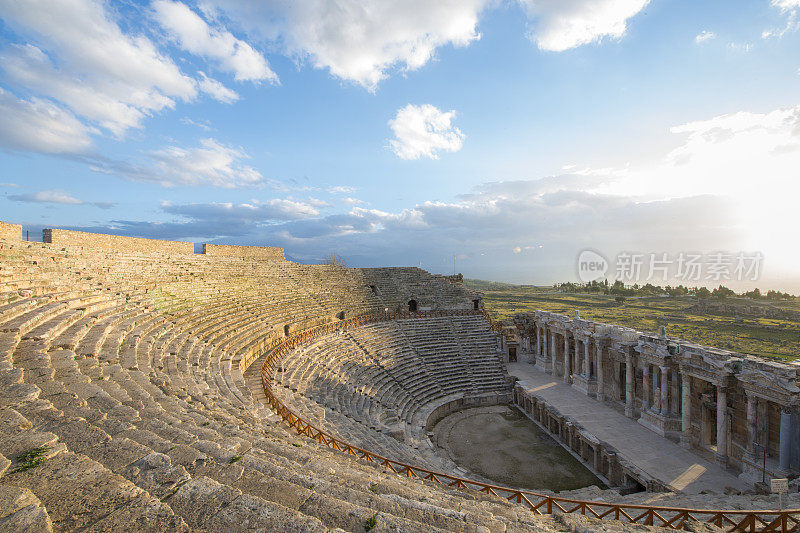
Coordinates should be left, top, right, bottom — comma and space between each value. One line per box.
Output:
1, 0, 800, 290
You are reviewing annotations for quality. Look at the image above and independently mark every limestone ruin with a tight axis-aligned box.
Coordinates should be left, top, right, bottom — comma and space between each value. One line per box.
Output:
514, 310, 800, 488
0, 220, 797, 532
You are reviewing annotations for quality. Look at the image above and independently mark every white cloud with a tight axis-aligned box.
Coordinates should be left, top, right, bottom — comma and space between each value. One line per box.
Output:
0, 88, 95, 154
55, 97, 800, 289
0, 0, 196, 137
0, 44, 149, 137
7, 188, 115, 208
328, 185, 357, 194
87, 137, 263, 188
305, 197, 331, 208
162, 198, 319, 221
198, 72, 240, 103
763, 1, 800, 39
695, 30, 716, 43
152, 0, 278, 83
146, 138, 264, 188
519, 0, 649, 51
9, 189, 82, 205
200, 0, 488, 89
342, 197, 366, 205
388, 104, 465, 160
772, 0, 800, 10
727, 41, 752, 52
180, 117, 214, 131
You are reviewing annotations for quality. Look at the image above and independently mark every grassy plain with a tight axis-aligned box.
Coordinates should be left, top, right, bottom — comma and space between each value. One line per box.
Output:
465, 279, 800, 360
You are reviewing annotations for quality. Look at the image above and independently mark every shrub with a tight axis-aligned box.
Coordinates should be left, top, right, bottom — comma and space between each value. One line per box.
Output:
364, 513, 378, 531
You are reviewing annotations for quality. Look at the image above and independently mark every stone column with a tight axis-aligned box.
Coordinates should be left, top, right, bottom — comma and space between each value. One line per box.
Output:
595, 342, 604, 401
583, 339, 591, 378
660, 366, 669, 416
548, 330, 555, 376
681, 375, 691, 447
642, 365, 650, 411
536, 326, 542, 357
652, 368, 661, 413
670, 372, 680, 416
625, 351, 634, 418
715, 385, 727, 466
563, 334, 570, 383
745, 393, 757, 456
780, 407, 792, 472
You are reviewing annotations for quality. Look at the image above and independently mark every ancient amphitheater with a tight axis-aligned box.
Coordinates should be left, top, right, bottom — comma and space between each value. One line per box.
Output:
0, 219, 799, 532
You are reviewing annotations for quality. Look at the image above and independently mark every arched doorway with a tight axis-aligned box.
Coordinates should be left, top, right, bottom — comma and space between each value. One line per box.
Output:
408, 299, 418, 312
336, 311, 345, 320
284, 324, 290, 337
473, 299, 480, 310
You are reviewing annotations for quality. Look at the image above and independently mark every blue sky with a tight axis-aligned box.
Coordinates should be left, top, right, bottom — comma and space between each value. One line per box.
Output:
1, 0, 799, 289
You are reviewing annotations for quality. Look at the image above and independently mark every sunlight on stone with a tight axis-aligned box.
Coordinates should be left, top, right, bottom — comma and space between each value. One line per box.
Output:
670, 464, 707, 491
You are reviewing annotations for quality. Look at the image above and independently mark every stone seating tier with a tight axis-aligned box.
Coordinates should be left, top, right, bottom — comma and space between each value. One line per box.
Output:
0, 236, 581, 532
271, 315, 510, 469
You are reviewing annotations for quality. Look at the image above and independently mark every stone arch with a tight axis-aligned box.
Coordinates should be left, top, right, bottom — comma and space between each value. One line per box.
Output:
408, 299, 418, 312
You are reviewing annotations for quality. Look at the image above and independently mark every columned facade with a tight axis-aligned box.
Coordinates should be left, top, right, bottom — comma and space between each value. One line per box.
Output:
514, 311, 800, 483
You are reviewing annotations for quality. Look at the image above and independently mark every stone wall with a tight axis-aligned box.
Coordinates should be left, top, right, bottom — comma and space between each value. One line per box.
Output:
0, 221, 22, 241
43, 228, 193, 254
423, 392, 511, 432
202, 243, 285, 260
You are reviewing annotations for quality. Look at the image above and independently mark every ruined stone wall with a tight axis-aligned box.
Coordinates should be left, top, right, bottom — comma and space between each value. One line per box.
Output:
0, 221, 22, 241
43, 228, 193, 255
202, 243, 284, 260
362, 267, 480, 311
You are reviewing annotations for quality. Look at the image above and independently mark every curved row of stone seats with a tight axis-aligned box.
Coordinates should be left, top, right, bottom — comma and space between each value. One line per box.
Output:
270, 384, 420, 465
272, 316, 509, 467
276, 264, 379, 317
0, 238, 583, 532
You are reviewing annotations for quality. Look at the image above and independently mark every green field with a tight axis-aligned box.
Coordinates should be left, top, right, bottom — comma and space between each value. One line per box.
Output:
464, 279, 800, 361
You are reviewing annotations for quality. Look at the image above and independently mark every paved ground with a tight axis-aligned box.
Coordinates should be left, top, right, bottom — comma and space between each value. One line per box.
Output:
508, 363, 751, 495
433, 405, 605, 491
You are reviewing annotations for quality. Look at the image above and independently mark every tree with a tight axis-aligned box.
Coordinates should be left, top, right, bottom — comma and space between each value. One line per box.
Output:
711, 285, 735, 299
743, 288, 762, 300
323, 253, 346, 267
696, 287, 711, 299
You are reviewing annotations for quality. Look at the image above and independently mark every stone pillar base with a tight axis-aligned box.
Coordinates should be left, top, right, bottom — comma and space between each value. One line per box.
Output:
625, 405, 634, 418
638, 409, 681, 439
714, 453, 728, 467
596, 392, 605, 403
571, 374, 597, 396
680, 434, 692, 449
739, 452, 766, 484
535, 357, 553, 374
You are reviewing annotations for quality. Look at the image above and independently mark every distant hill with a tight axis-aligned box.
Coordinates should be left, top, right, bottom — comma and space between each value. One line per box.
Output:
464, 278, 550, 291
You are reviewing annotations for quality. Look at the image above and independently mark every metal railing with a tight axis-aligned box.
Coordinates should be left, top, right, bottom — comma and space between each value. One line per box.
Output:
260, 309, 799, 532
